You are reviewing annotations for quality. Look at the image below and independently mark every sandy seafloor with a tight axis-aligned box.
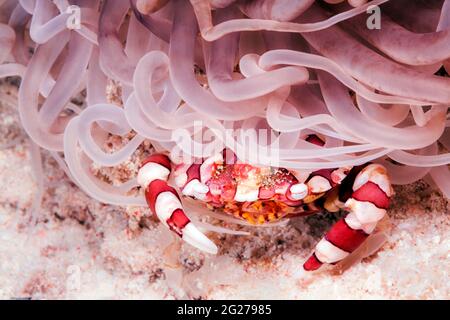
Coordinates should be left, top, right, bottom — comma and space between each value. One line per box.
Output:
0, 81, 449, 300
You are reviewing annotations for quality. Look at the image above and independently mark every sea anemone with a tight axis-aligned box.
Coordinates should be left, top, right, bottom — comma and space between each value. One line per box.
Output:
0, 0, 449, 213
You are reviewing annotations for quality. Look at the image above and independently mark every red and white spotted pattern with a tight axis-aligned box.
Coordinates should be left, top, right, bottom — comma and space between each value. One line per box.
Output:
173, 150, 312, 206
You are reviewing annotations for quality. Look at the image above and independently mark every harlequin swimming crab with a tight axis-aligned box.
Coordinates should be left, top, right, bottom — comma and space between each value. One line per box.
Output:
137, 136, 392, 271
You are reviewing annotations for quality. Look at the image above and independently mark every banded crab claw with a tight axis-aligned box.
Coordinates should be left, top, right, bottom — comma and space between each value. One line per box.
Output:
303, 164, 393, 271
137, 154, 218, 254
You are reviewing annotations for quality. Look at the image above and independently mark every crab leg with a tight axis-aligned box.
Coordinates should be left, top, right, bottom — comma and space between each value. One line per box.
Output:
172, 157, 219, 201
303, 164, 392, 271
138, 154, 218, 254
174, 149, 236, 201
287, 135, 351, 204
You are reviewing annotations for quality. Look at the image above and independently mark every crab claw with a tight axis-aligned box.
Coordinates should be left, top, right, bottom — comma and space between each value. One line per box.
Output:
192, 182, 209, 200
182, 222, 218, 254
138, 154, 218, 254
183, 179, 210, 201
145, 180, 218, 254
289, 183, 308, 200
